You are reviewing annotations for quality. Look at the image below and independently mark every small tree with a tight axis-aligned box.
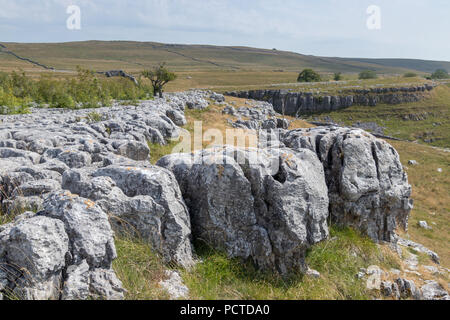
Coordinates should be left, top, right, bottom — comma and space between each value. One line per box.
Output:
297, 69, 321, 82
359, 70, 378, 80
430, 69, 449, 79
141, 63, 177, 98
333, 72, 343, 81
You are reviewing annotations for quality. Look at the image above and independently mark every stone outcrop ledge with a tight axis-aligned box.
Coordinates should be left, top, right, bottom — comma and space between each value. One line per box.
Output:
225, 84, 436, 116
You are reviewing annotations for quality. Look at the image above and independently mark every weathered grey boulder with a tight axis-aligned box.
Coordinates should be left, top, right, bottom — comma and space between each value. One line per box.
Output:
116, 141, 150, 161
0, 171, 34, 201
0, 148, 41, 164
14, 166, 62, 182
28, 138, 54, 154
1, 215, 68, 300
166, 109, 187, 126
0, 140, 18, 149
100, 70, 138, 85
61, 259, 125, 300
418, 220, 432, 230
0, 162, 64, 215
0, 192, 125, 300
222, 105, 237, 116
282, 127, 412, 242
396, 278, 422, 300
56, 149, 92, 169
2, 195, 44, 215
93, 166, 194, 267
38, 159, 70, 175
43, 192, 117, 269
61, 260, 90, 300
11, 179, 61, 198
421, 281, 449, 300
186, 98, 209, 110
158, 146, 329, 274
61, 166, 194, 268
381, 281, 400, 299
145, 115, 180, 140
88, 268, 126, 300
210, 93, 225, 103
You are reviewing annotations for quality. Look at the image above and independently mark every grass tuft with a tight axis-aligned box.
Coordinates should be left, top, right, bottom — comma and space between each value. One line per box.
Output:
112, 226, 401, 300
113, 236, 170, 300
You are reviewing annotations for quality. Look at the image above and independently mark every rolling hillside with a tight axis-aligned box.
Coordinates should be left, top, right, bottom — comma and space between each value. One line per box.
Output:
1, 41, 449, 75
337, 57, 450, 74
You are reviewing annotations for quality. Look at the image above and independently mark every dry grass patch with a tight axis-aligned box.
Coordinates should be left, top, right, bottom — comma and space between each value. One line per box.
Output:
165, 71, 299, 92
390, 140, 450, 267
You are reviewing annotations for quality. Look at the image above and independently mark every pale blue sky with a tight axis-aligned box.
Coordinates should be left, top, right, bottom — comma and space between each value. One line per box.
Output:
0, 0, 449, 61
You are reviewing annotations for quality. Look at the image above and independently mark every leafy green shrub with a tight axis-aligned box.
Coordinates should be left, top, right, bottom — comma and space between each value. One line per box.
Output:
0, 67, 153, 113
0, 86, 29, 114
359, 70, 378, 80
297, 69, 322, 82
104, 77, 153, 101
67, 68, 111, 108
403, 72, 417, 78
431, 69, 449, 79
334, 72, 343, 81
10, 71, 35, 98
51, 92, 76, 109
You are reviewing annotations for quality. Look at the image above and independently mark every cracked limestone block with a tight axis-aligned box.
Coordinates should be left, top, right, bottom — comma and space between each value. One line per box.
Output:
282, 127, 412, 242
158, 146, 329, 275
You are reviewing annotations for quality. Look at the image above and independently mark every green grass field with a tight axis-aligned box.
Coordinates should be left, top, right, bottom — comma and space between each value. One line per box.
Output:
209, 76, 433, 94
1, 41, 449, 82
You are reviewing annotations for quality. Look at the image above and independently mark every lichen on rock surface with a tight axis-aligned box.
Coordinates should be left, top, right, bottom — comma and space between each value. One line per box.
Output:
0, 90, 419, 299
158, 145, 330, 274
0, 91, 211, 299
0, 192, 125, 300
282, 126, 412, 242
